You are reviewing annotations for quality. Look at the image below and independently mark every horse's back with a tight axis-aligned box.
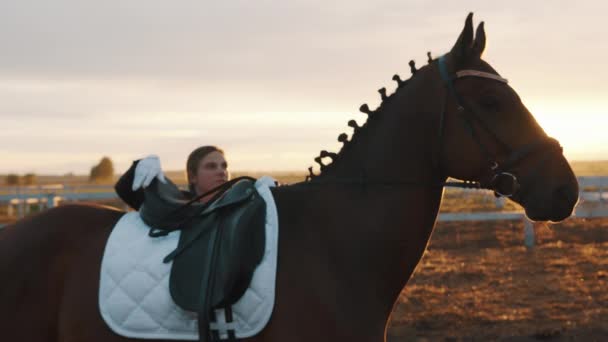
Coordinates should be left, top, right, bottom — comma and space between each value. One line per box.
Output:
0, 204, 124, 341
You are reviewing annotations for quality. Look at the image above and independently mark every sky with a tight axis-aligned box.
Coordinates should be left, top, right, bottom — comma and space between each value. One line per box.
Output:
0, 1, 607, 175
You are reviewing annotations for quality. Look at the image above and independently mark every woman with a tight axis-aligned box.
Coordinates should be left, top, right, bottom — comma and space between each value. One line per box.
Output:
114, 146, 229, 210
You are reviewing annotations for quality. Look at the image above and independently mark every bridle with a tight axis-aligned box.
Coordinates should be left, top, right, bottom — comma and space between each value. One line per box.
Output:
302, 55, 564, 198
436, 55, 564, 197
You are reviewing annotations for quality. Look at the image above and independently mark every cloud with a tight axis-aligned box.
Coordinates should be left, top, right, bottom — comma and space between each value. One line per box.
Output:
1, 1, 603, 91
0, 1, 606, 174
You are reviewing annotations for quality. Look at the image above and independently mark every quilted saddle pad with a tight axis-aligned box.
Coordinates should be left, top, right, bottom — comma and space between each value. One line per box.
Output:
99, 176, 278, 340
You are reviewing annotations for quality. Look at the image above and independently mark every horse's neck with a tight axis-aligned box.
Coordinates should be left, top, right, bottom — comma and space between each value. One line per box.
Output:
276, 181, 443, 338
317, 187, 443, 327
303, 69, 445, 328
318, 68, 443, 183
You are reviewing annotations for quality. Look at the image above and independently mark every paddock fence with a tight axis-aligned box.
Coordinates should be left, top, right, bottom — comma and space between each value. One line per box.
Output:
1, 177, 607, 248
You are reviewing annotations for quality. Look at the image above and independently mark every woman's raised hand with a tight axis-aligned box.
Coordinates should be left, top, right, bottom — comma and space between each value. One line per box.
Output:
132, 155, 167, 191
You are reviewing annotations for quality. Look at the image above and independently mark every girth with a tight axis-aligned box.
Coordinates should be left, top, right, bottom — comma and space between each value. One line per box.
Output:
140, 178, 267, 342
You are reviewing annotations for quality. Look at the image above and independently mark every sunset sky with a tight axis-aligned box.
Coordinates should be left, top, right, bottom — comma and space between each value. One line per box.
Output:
0, 1, 606, 175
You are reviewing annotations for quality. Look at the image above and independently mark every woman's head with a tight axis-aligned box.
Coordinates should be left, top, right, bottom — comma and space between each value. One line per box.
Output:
186, 145, 229, 195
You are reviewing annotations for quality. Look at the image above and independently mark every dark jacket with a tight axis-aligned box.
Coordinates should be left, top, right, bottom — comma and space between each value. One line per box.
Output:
114, 160, 145, 210
115, 160, 193, 210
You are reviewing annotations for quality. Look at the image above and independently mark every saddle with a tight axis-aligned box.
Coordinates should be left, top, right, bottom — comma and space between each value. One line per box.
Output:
139, 178, 266, 342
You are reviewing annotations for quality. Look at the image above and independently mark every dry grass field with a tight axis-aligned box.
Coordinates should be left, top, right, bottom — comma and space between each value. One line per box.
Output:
569, 160, 608, 176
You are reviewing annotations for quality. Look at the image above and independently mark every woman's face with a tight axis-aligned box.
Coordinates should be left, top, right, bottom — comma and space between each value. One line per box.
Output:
190, 151, 229, 195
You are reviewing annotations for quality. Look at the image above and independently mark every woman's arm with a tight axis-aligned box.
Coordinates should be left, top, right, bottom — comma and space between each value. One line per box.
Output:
114, 160, 145, 210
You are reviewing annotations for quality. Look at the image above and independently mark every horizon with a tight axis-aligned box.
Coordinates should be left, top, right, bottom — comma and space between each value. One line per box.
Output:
1, 2, 606, 174
3, 159, 608, 177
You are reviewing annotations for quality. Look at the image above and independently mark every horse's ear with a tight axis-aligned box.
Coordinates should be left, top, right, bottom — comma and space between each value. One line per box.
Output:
450, 12, 475, 66
472, 22, 486, 58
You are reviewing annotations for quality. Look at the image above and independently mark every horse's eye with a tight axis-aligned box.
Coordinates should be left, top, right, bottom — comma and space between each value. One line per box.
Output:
480, 96, 500, 110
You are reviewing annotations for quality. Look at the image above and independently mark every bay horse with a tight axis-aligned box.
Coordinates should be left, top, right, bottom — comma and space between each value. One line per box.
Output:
0, 13, 578, 342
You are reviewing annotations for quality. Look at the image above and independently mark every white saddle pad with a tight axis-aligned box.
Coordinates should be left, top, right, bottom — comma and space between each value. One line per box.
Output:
99, 176, 278, 340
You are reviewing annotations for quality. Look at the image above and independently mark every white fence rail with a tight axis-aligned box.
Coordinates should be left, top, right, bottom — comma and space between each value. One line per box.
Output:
0, 184, 117, 218
1, 177, 608, 247
440, 176, 607, 248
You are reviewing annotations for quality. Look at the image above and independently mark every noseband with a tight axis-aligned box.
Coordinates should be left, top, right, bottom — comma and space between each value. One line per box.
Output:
437, 56, 563, 197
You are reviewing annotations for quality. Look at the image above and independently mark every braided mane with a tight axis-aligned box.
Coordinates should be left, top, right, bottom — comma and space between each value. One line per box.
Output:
306, 52, 436, 180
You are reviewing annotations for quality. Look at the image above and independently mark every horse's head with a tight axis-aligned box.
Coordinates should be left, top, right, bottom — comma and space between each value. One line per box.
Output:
438, 13, 578, 222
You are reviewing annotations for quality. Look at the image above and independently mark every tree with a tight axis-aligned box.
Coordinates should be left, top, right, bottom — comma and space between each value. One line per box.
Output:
22, 173, 37, 185
6, 174, 20, 185
90, 156, 115, 183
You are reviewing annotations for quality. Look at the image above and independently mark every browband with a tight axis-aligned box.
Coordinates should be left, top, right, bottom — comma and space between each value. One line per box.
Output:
455, 70, 508, 83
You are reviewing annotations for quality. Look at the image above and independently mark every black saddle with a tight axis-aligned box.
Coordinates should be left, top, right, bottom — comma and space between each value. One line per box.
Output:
140, 177, 266, 342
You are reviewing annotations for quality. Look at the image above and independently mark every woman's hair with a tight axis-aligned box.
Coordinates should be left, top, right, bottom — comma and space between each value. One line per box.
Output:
186, 145, 224, 193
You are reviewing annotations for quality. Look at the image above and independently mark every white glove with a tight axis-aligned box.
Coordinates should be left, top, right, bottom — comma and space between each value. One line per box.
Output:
132, 155, 167, 191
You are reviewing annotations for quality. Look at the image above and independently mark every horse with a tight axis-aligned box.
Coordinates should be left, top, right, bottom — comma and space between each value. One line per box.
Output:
0, 13, 578, 342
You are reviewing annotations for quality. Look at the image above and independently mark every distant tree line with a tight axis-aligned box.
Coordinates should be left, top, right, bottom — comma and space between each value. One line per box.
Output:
4, 173, 37, 186
4, 156, 115, 185
89, 156, 115, 183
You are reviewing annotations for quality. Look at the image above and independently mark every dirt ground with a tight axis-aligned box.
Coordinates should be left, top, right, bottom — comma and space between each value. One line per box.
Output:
387, 217, 608, 341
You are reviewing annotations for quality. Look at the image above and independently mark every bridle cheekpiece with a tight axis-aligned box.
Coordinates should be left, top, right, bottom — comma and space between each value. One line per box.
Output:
437, 55, 562, 198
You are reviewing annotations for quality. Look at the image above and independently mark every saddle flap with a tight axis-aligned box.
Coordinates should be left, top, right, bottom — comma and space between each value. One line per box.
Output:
168, 179, 266, 313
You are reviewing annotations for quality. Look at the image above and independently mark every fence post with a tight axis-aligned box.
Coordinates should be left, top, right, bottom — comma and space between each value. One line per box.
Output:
600, 177, 605, 204
523, 216, 535, 249
17, 201, 24, 218
15, 186, 23, 218
495, 196, 505, 209
46, 193, 58, 208
7, 201, 14, 217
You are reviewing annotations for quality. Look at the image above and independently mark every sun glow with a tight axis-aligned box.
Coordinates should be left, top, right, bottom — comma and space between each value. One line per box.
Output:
526, 101, 608, 160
